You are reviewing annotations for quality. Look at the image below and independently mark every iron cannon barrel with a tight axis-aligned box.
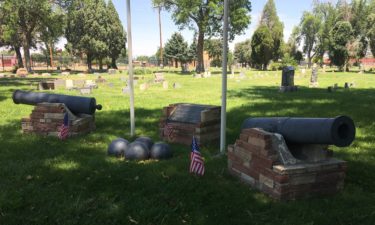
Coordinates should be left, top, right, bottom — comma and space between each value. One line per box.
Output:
241, 116, 355, 147
12, 90, 102, 115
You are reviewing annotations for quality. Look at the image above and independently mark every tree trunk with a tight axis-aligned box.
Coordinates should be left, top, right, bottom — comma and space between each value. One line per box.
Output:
87, 54, 92, 71
14, 46, 24, 68
196, 29, 205, 73
263, 63, 267, 71
175, 59, 178, 68
111, 57, 118, 69
307, 54, 312, 69
23, 44, 31, 72
99, 58, 103, 71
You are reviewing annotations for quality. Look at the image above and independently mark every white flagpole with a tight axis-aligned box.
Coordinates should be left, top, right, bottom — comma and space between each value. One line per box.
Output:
220, 0, 229, 153
126, 0, 135, 136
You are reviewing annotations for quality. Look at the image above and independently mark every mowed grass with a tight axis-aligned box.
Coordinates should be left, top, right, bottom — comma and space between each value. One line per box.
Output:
0, 68, 375, 225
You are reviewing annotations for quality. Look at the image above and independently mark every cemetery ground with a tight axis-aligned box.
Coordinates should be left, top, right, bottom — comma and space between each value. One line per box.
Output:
0, 68, 374, 225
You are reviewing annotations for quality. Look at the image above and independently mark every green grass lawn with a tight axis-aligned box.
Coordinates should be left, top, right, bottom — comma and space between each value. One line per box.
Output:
0, 68, 375, 225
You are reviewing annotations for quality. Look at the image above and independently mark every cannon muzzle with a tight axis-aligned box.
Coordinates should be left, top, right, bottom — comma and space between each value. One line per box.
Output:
241, 116, 355, 147
13, 90, 102, 115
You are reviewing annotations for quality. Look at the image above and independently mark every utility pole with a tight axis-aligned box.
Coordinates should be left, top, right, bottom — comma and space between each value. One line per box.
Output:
220, 0, 229, 153
126, 0, 135, 137
158, 6, 163, 68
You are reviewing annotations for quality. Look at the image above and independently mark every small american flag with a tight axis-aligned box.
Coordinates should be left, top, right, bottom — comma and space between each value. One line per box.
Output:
58, 113, 69, 140
190, 136, 205, 176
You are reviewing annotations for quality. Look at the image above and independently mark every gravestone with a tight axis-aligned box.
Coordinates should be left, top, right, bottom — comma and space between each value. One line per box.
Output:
310, 63, 319, 87
140, 83, 148, 91
239, 71, 246, 79
108, 69, 117, 74
108, 82, 114, 88
73, 79, 85, 88
85, 80, 97, 89
96, 76, 107, 83
61, 72, 70, 76
54, 79, 66, 89
0, 73, 5, 78
120, 77, 127, 82
79, 88, 92, 95
78, 73, 86, 77
65, 79, 74, 90
344, 82, 349, 89
122, 87, 130, 94
42, 73, 51, 77
194, 73, 202, 78
173, 82, 181, 89
280, 66, 296, 92
17, 68, 28, 77
359, 63, 364, 74
162, 81, 168, 89
38, 81, 55, 90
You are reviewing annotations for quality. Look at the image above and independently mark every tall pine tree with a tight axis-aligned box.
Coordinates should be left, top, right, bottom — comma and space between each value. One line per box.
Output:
259, 0, 284, 60
66, 0, 108, 71
106, 0, 126, 69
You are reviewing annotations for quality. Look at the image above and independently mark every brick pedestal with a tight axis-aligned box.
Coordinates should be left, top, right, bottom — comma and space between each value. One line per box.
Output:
228, 128, 347, 200
159, 103, 220, 146
21, 103, 95, 138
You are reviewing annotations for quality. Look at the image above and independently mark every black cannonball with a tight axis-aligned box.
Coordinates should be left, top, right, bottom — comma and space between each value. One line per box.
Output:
125, 141, 150, 160
134, 136, 154, 150
107, 138, 129, 157
150, 142, 172, 160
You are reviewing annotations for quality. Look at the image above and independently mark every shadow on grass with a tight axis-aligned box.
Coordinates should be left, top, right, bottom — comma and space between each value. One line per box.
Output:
1, 86, 375, 224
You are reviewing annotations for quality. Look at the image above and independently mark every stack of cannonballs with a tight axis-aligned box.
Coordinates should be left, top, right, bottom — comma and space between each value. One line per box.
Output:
107, 136, 172, 160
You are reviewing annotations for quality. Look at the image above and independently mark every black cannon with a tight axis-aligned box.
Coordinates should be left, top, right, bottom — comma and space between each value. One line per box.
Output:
241, 116, 355, 147
12, 90, 102, 115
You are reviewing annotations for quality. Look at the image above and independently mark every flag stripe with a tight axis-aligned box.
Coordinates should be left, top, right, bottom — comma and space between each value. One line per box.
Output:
189, 136, 205, 176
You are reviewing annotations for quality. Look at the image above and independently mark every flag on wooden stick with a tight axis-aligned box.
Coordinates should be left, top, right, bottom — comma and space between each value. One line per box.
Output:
58, 113, 69, 140
190, 136, 205, 176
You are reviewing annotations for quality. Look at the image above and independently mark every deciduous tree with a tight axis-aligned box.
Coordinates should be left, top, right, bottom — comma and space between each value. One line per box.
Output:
153, 0, 251, 73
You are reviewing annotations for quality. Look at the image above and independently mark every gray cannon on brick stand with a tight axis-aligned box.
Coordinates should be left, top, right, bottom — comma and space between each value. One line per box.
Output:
226, 116, 356, 200
241, 116, 355, 147
12, 90, 102, 115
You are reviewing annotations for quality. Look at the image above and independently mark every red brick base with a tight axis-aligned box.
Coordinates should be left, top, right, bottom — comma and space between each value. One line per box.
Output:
228, 128, 347, 200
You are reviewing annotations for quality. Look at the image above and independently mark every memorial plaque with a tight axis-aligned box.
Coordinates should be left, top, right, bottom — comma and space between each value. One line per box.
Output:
168, 104, 215, 124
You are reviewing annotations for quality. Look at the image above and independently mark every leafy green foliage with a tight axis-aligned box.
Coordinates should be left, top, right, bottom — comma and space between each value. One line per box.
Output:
0, 0, 55, 71
205, 39, 223, 67
251, 25, 273, 70
153, 0, 251, 72
234, 39, 251, 66
66, 0, 123, 70
329, 21, 353, 71
299, 12, 322, 68
367, 13, 375, 57
259, 0, 284, 60
164, 32, 191, 70
107, 0, 126, 69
